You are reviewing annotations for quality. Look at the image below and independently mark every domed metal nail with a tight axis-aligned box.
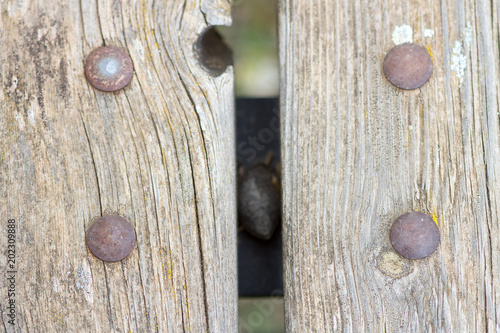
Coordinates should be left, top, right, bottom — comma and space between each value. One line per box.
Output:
86, 215, 136, 262
383, 43, 433, 90
85, 46, 133, 92
390, 211, 440, 260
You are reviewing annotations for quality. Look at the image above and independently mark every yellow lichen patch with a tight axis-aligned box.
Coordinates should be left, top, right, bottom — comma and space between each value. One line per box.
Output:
432, 211, 438, 226
429, 192, 439, 226
377, 249, 414, 279
426, 44, 434, 62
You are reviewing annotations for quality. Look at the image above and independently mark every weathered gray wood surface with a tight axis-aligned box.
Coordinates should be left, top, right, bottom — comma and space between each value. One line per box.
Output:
279, 0, 500, 331
0, 0, 236, 331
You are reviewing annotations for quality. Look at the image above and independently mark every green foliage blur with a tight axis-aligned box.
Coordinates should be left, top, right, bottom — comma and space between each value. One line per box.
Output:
217, 0, 279, 97
239, 298, 285, 333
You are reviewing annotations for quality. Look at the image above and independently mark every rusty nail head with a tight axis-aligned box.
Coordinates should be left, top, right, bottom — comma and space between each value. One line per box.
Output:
390, 211, 440, 260
86, 215, 136, 262
85, 46, 133, 92
383, 43, 433, 90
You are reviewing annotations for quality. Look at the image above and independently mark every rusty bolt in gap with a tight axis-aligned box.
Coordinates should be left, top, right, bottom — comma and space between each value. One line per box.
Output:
86, 215, 136, 262
390, 211, 440, 260
238, 163, 281, 240
85, 46, 133, 92
383, 43, 433, 90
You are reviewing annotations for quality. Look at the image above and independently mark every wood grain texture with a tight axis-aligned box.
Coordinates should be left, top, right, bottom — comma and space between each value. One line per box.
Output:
0, 0, 236, 332
279, 0, 500, 331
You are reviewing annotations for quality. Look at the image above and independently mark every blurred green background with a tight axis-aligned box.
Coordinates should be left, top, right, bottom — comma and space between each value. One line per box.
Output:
218, 0, 279, 97
239, 298, 284, 333
218, 1, 283, 332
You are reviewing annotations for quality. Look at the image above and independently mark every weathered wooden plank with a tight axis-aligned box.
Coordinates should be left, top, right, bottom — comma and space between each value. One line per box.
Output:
279, 0, 500, 331
0, 0, 236, 331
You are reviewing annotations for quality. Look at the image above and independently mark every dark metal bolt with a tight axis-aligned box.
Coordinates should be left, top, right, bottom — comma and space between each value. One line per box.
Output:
86, 215, 136, 262
383, 43, 433, 90
85, 46, 133, 92
238, 164, 281, 240
390, 211, 440, 260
